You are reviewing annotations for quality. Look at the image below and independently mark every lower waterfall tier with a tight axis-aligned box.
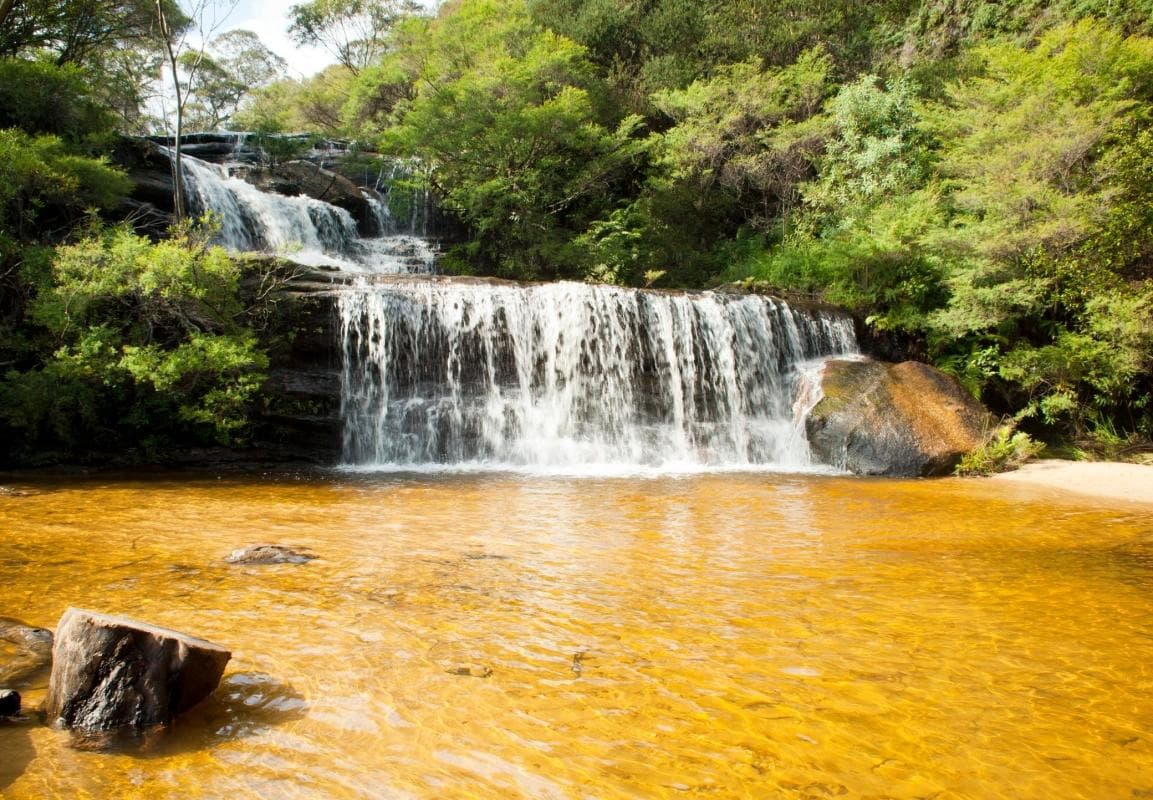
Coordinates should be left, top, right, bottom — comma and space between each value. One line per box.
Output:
338, 279, 857, 471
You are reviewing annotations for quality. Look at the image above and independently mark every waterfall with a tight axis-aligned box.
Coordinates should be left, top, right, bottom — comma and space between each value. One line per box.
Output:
174, 146, 859, 472
338, 279, 857, 472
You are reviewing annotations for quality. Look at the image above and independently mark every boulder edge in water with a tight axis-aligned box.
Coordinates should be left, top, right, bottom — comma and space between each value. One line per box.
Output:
806, 359, 996, 477
45, 608, 230, 734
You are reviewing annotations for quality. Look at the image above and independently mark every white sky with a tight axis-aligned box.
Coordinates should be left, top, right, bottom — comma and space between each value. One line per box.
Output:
222, 0, 337, 78
218, 0, 438, 79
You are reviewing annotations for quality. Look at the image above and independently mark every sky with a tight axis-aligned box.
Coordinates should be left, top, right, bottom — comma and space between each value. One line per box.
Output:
218, 0, 438, 79
221, 0, 337, 78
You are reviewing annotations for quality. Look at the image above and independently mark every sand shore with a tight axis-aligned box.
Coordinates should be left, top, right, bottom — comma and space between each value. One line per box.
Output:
989, 459, 1153, 506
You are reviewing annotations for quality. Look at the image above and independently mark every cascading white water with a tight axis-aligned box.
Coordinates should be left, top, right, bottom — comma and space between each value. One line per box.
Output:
176, 151, 436, 274
174, 145, 859, 472
338, 279, 857, 472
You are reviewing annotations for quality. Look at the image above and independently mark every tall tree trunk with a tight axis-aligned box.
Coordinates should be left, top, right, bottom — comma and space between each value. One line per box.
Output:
0, 0, 19, 33
155, 0, 186, 222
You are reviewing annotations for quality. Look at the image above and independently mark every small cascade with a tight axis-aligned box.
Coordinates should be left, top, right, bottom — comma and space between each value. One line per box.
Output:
338, 279, 857, 472
174, 151, 436, 274
365, 159, 433, 237
180, 155, 359, 260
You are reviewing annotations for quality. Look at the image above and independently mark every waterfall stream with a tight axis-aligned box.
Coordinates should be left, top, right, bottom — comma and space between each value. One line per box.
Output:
337, 279, 856, 472
178, 152, 436, 273
177, 150, 858, 472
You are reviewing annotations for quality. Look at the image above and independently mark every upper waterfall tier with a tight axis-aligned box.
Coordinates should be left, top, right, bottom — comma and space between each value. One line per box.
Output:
176, 152, 436, 274
338, 278, 858, 472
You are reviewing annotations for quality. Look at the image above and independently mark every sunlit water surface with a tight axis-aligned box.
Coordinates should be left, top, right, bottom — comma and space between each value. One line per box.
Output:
1, 472, 1152, 799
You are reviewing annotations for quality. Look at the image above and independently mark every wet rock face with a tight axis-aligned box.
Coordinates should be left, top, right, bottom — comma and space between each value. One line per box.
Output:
45, 609, 230, 734
806, 359, 996, 477
246, 161, 376, 236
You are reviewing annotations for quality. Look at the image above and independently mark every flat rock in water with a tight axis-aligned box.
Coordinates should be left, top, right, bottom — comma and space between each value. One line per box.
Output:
45, 608, 230, 734
225, 544, 316, 565
806, 359, 996, 477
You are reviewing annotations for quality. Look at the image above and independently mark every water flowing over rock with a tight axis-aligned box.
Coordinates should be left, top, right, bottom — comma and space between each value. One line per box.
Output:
339, 278, 858, 470
805, 359, 996, 477
45, 608, 230, 736
146, 139, 998, 477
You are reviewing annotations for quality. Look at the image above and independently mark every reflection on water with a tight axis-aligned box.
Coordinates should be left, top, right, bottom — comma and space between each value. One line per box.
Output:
1, 472, 1152, 799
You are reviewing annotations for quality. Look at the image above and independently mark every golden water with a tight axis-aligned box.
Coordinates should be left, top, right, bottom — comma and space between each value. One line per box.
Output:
1, 471, 1152, 799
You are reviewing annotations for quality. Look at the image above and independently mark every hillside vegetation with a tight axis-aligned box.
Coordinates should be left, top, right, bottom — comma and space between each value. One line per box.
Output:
0, 0, 1150, 460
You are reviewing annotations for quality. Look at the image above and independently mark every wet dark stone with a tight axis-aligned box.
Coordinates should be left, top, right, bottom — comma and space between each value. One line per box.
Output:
0, 689, 19, 717
45, 608, 230, 735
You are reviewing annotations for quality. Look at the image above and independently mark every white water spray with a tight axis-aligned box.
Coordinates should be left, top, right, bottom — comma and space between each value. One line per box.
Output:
175, 151, 436, 273
338, 279, 857, 471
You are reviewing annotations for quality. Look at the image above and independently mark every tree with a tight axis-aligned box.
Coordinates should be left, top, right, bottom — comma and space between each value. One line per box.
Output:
287, 0, 421, 74
0, 0, 187, 65
153, 0, 239, 220
378, 0, 645, 279
1, 224, 269, 459
654, 49, 834, 229
181, 30, 287, 130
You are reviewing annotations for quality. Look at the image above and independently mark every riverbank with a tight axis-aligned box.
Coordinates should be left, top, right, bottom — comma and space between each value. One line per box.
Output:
989, 459, 1153, 506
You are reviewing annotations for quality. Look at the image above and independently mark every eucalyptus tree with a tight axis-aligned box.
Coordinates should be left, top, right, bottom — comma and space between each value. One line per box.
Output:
287, 0, 422, 74
181, 30, 287, 130
152, 0, 238, 220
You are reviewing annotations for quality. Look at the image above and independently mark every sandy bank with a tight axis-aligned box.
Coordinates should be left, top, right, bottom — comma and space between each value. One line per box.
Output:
989, 459, 1153, 506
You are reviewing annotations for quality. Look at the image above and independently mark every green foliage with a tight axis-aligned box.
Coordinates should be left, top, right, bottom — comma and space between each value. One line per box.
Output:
806, 74, 928, 213
0, 59, 117, 143
0, 0, 186, 66
653, 50, 833, 225
529, 0, 917, 115
377, 0, 647, 279
955, 424, 1045, 475
719, 20, 1153, 440
235, 66, 357, 136
0, 129, 129, 240
0, 224, 268, 462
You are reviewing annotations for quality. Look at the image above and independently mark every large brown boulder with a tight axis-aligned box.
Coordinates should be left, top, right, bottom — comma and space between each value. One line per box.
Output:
806, 359, 996, 477
45, 609, 230, 735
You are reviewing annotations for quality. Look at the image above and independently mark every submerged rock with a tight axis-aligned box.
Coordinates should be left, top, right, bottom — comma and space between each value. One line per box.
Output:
446, 664, 493, 678
225, 544, 317, 565
45, 608, 230, 735
806, 359, 995, 477
0, 618, 54, 687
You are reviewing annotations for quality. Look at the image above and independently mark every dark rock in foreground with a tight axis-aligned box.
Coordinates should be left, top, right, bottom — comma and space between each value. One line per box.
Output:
0, 689, 19, 717
806, 359, 995, 477
226, 544, 317, 565
45, 608, 230, 734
